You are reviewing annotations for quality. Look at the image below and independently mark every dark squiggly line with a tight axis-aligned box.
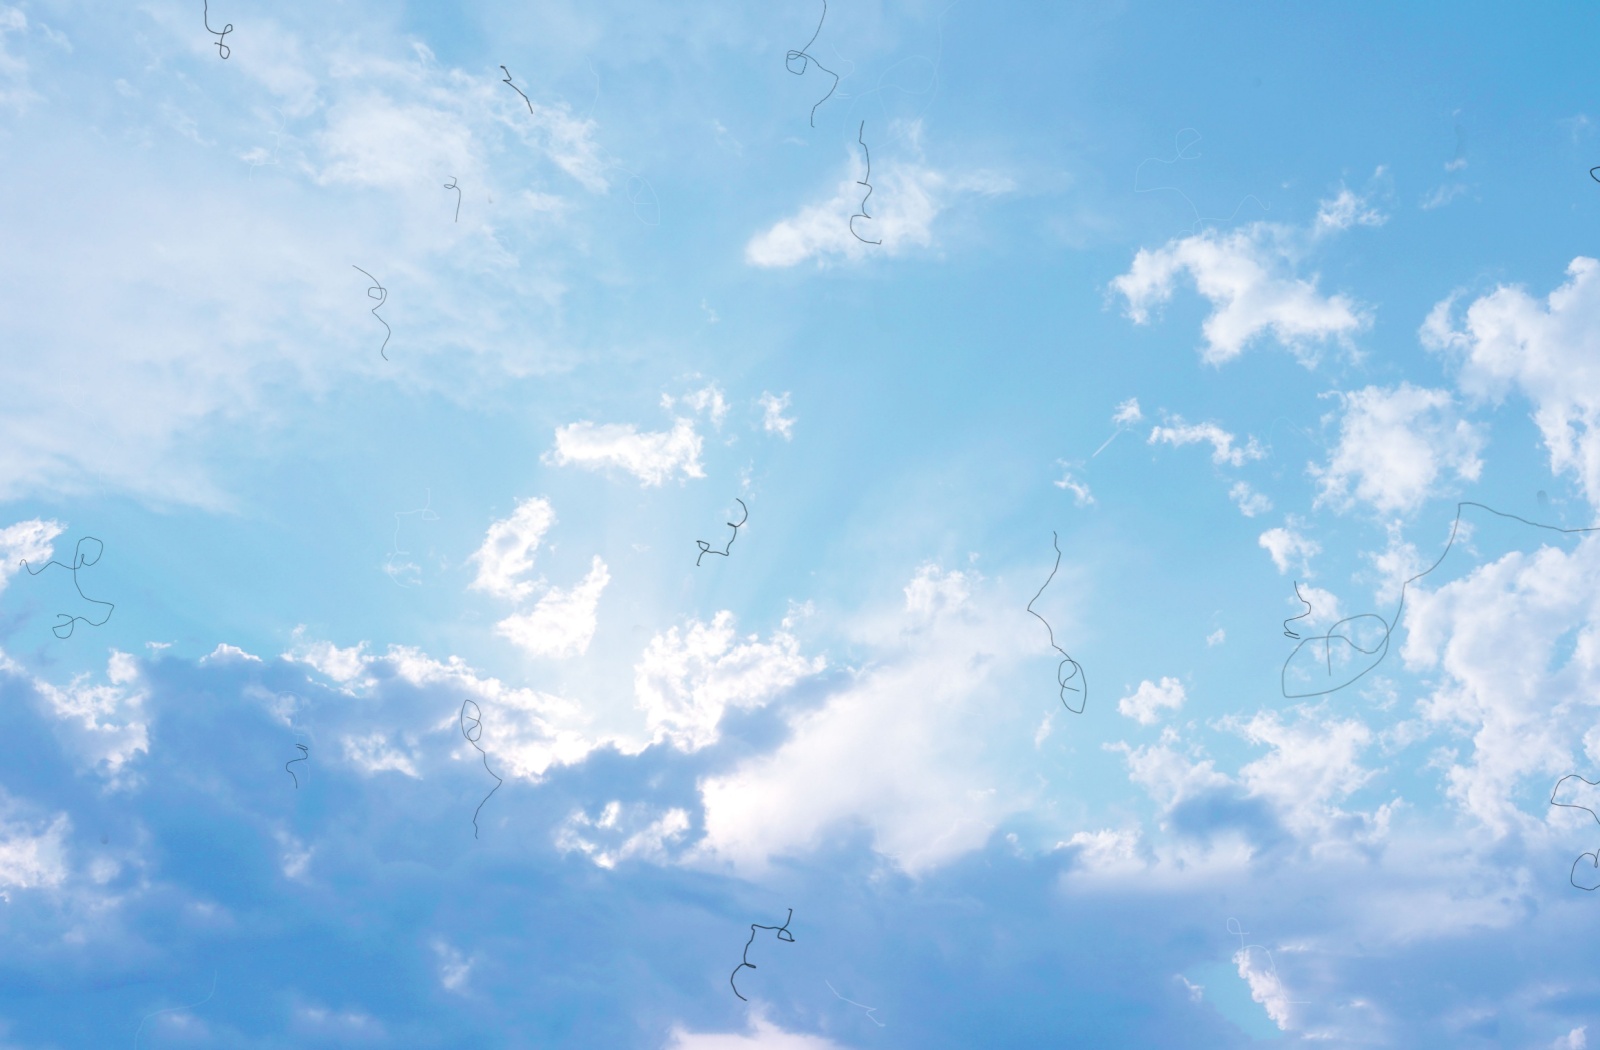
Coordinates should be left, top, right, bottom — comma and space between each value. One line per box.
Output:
1590, 166, 1600, 185
785, 0, 838, 127
1025, 531, 1086, 714
444, 176, 461, 223
1551, 773, 1600, 891
696, 499, 748, 567
1282, 502, 1600, 699
730, 908, 795, 1002
1282, 581, 1311, 639
849, 121, 883, 246
352, 266, 390, 361
500, 65, 535, 115
203, 0, 231, 59
460, 699, 502, 840
21, 536, 115, 639
285, 744, 308, 789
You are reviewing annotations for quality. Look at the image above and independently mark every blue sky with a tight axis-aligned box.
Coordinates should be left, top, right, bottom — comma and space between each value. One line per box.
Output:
2, 0, 1600, 1046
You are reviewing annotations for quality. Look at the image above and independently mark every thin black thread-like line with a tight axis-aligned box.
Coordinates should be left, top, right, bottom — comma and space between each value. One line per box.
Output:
21, 536, 114, 639
1282, 502, 1600, 699
1571, 850, 1600, 891
730, 908, 795, 1002
460, 700, 502, 840
696, 499, 748, 567
500, 65, 535, 114
1282, 582, 1311, 639
825, 979, 885, 1027
1552, 774, 1600, 825
849, 121, 883, 246
785, 0, 838, 127
352, 265, 390, 361
444, 176, 461, 222
203, 0, 231, 59
1025, 531, 1086, 713
285, 744, 308, 789
1590, 166, 1600, 185
133, 970, 217, 1049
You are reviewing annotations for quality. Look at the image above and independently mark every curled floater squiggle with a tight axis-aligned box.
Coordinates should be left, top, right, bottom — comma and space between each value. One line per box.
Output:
1281, 502, 1600, 699
696, 499, 748, 567
460, 699, 502, 840
444, 176, 461, 222
1550, 774, 1600, 891
1282, 582, 1311, 639
730, 908, 795, 1002
352, 265, 391, 361
285, 743, 309, 789
1025, 531, 1086, 713
785, 0, 839, 127
203, 0, 232, 59
20, 536, 115, 639
500, 65, 535, 114
849, 121, 883, 246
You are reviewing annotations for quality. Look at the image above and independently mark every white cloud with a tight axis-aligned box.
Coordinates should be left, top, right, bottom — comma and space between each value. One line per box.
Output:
555, 802, 691, 869
1113, 397, 1144, 425
0, 7, 39, 113
744, 123, 1012, 268
1118, 677, 1187, 726
1230, 710, 1376, 837
0, 808, 69, 892
696, 566, 1052, 874
468, 497, 556, 601
1229, 481, 1272, 517
1401, 536, 1600, 834
1053, 464, 1094, 505
1149, 418, 1265, 466
1421, 183, 1468, 210
544, 418, 705, 486
30, 650, 149, 780
665, 1014, 851, 1050
1311, 383, 1484, 515
1110, 222, 1370, 364
495, 556, 610, 659
665, 385, 729, 428
0, 518, 62, 593
1313, 187, 1387, 235
1234, 946, 1296, 1031
201, 643, 261, 664
1206, 628, 1226, 646
759, 392, 795, 440
1259, 522, 1320, 575
341, 732, 421, 778
432, 941, 473, 993
634, 611, 824, 752
1553, 1027, 1588, 1050
1424, 258, 1600, 506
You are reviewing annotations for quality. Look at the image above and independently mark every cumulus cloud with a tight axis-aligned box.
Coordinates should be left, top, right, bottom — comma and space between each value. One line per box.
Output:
1113, 397, 1144, 426
1110, 221, 1370, 364
665, 1015, 851, 1050
634, 611, 824, 751
664, 384, 729, 428
495, 556, 610, 659
543, 418, 705, 486
1424, 257, 1600, 506
0, 518, 62, 593
1148, 417, 1265, 466
1259, 521, 1320, 575
469, 497, 556, 601
554, 802, 691, 869
1313, 186, 1386, 236
759, 391, 795, 440
0, 806, 69, 893
1229, 481, 1272, 517
696, 566, 1054, 874
1053, 464, 1094, 505
1118, 677, 1187, 725
1311, 383, 1484, 515
30, 650, 149, 780
1401, 534, 1600, 834
744, 123, 1012, 268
